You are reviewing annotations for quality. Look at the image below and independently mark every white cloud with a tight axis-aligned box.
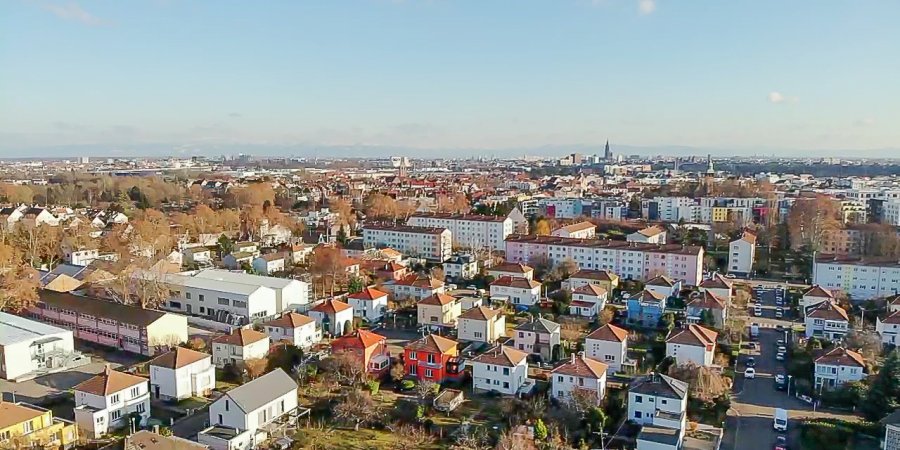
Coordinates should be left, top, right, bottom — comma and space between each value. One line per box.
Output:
854, 117, 876, 127
42, 2, 106, 26
768, 91, 785, 104
638, 0, 656, 15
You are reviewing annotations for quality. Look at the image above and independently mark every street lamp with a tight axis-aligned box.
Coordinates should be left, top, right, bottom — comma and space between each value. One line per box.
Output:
787, 375, 793, 397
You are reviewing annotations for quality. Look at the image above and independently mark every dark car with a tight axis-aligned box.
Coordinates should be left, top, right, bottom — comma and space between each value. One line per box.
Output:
746, 357, 756, 368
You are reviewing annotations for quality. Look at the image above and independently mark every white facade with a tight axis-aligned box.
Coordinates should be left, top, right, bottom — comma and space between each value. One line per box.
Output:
263, 314, 322, 349
407, 214, 513, 250
650, 197, 695, 222
251, 256, 285, 275
166, 274, 277, 323
550, 357, 607, 405
457, 308, 506, 343
471, 348, 528, 395
728, 235, 755, 276
346, 290, 389, 322
585, 329, 628, 374
362, 225, 452, 261
0, 312, 77, 381
443, 254, 479, 280
627, 377, 687, 426
189, 269, 310, 313
665, 341, 714, 367
814, 361, 866, 389
489, 278, 541, 307
212, 333, 270, 368
885, 199, 900, 227
813, 259, 900, 300
74, 372, 150, 439
149, 350, 215, 401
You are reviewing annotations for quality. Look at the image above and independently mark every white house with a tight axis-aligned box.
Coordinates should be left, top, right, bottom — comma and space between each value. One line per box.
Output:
551, 221, 596, 239
645, 276, 681, 299
63, 246, 101, 267
148, 347, 215, 401
804, 301, 850, 341
813, 256, 900, 300
262, 312, 321, 349
443, 254, 479, 280
512, 318, 561, 362
188, 269, 311, 313
457, 306, 506, 344
211, 328, 270, 369
346, 287, 389, 322
727, 232, 756, 277
74, 367, 150, 439
585, 324, 629, 374
551, 353, 608, 405
487, 263, 534, 281
882, 409, 900, 450
627, 373, 688, 426
569, 284, 608, 317
251, 254, 286, 275
470, 345, 529, 396
665, 324, 717, 367
814, 347, 867, 390
490, 276, 541, 307
877, 310, 900, 345
697, 273, 733, 303
800, 285, 835, 317
382, 274, 445, 301
183, 247, 213, 267
0, 312, 81, 382
200, 369, 299, 450
561, 269, 620, 293
417, 293, 463, 330
308, 299, 354, 336
626, 225, 667, 244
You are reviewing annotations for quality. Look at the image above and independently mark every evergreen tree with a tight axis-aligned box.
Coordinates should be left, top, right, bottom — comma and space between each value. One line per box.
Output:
700, 309, 716, 327
533, 418, 548, 440
863, 350, 900, 420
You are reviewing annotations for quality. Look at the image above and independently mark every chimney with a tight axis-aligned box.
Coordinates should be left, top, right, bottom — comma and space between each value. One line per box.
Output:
104, 364, 111, 375
153, 425, 160, 434
570, 353, 576, 364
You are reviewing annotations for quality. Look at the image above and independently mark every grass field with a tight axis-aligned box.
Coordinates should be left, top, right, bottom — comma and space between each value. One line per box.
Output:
292, 427, 444, 450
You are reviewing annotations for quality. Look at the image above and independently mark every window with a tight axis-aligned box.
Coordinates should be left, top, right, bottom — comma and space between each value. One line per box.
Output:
410, 365, 418, 375
111, 410, 122, 421
199, 294, 205, 302
503, 368, 509, 376
409, 352, 417, 360
635, 395, 642, 403
218, 298, 229, 305
130, 386, 140, 398
233, 300, 247, 309
425, 369, 434, 378
186, 292, 192, 299
604, 354, 615, 362
23, 421, 33, 433
136, 403, 146, 413
225, 400, 230, 412
218, 414, 223, 424
110, 394, 120, 404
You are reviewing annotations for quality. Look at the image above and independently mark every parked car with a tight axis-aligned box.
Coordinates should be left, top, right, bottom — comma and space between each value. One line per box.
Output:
776, 339, 785, 347
775, 435, 788, 450
745, 368, 756, 379
775, 373, 786, 390
755, 307, 763, 316
746, 357, 756, 367
776, 352, 786, 361
777, 346, 787, 354
775, 309, 783, 318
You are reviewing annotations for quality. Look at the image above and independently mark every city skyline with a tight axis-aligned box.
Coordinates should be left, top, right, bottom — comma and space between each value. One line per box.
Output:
2, 0, 899, 157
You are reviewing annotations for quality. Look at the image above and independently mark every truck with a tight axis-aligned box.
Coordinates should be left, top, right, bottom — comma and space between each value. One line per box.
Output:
774, 408, 788, 432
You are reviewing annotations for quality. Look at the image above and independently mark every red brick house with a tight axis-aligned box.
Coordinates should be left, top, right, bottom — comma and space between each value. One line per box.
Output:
331, 329, 391, 376
403, 334, 463, 383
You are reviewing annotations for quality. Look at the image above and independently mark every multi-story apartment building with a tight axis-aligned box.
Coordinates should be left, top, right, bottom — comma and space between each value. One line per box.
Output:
28, 291, 188, 356
644, 197, 695, 222
0, 402, 78, 449
362, 224, 452, 261
505, 235, 704, 285
727, 231, 756, 277
813, 256, 900, 300
537, 198, 586, 219
407, 213, 513, 250
885, 199, 900, 226
74, 367, 150, 438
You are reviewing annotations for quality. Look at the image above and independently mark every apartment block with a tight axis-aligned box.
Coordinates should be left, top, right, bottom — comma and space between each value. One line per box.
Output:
362, 224, 452, 261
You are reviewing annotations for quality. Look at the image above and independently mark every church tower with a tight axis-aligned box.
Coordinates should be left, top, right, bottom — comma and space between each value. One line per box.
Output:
604, 140, 612, 161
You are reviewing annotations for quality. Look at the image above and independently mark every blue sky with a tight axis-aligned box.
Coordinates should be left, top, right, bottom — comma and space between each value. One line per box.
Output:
1, 0, 898, 157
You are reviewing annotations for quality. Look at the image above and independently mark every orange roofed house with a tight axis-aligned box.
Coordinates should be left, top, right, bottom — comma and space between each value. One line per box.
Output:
403, 334, 464, 383
665, 324, 718, 367
331, 329, 391, 376
73, 367, 150, 438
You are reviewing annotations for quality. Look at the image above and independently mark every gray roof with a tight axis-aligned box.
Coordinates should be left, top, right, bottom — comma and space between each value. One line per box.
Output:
637, 425, 681, 446
0, 312, 70, 346
514, 318, 560, 334
631, 373, 689, 401
191, 268, 297, 290
166, 273, 267, 296
224, 369, 297, 413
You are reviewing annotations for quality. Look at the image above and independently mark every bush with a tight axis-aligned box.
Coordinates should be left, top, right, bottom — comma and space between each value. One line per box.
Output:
367, 380, 380, 395
400, 380, 415, 390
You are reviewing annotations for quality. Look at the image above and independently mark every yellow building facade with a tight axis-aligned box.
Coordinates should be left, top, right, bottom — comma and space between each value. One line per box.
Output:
0, 402, 78, 449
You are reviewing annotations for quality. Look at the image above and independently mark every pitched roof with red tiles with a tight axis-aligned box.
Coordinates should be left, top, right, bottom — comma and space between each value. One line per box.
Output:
738, 231, 757, 244
310, 299, 353, 314
333, 329, 386, 349
646, 275, 676, 287
418, 293, 458, 306
806, 301, 849, 322
632, 289, 667, 302
148, 347, 211, 369
804, 285, 835, 299
348, 287, 389, 301
74, 366, 146, 396
213, 328, 269, 346
569, 269, 619, 282
585, 324, 629, 343
405, 334, 458, 354
687, 291, 726, 310
557, 221, 596, 234
889, 294, 900, 306
551, 354, 608, 379
489, 262, 534, 274
459, 306, 503, 321
573, 284, 608, 297
815, 347, 865, 368
490, 275, 541, 289
395, 274, 444, 288
263, 312, 316, 329
471, 345, 528, 367
666, 324, 718, 347
637, 225, 666, 237
699, 274, 732, 290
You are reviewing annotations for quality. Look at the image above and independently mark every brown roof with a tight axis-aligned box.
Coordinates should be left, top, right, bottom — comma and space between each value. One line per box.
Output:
38, 291, 168, 327
405, 334, 458, 354
699, 275, 732, 290
489, 262, 533, 274
739, 231, 757, 244
558, 221, 596, 234
263, 312, 315, 328
815, 347, 865, 368
212, 328, 269, 346
504, 234, 704, 256
310, 299, 352, 314
117, 431, 209, 450
491, 275, 540, 289
881, 310, 900, 324
333, 329, 386, 349
348, 287, 389, 301
148, 347, 210, 370
888, 294, 900, 306
646, 275, 676, 287
75, 366, 147, 396
471, 345, 528, 367
687, 291, 726, 310
459, 306, 503, 321
573, 284, 607, 297
806, 301, 849, 322
585, 324, 628, 343
637, 225, 666, 237
395, 274, 444, 288
0, 402, 46, 430
551, 354, 608, 379
666, 324, 718, 347
804, 285, 834, 299
633, 289, 667, 302
569, 269, 619, 282
418, 293, 458, 306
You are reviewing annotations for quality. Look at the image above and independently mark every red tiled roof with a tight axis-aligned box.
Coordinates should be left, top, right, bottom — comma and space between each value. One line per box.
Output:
585, 324, 628, 342
418, 293, 458, 306
491, 275, 540, 289
687, 291, 726, 310
569, 269, 619, 282
646, 275, 676, 287
348, 287, 389, 301
310, 299, 353, 314
666, 324, 717, 347
333, 329, 386, 349
804, 285, 834, 299
148, 347, 210, 369
573, 284, 607, 297
74, 366, 146, 396
405, 334, 458, 354
395, 274, 444, 288
213, 328, 269, 346
806, 301, 849, 322
471, 345, 527, 367
551, 354, 608, 379
264, 312, 316, 328
490, 263, 533, 274
459, 306, 502, 321
815, 347, 865, 368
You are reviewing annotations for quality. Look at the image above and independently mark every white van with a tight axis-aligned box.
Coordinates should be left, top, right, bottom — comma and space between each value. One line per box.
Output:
774, 408, 788, 431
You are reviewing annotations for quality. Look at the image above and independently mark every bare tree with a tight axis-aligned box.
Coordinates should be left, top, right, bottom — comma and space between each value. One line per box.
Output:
243, 358, 268, 380
390, 424, 435, 450
334, 390, 382, 431
323, 350, 367, 386
415, 379, 440, 404
0, 241, 39, 312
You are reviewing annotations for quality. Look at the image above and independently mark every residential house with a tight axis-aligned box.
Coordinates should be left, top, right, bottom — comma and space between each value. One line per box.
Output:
443, 254, 478, 280
512, 318, 561, 362
251, 254, 286, 275
182, 247, 213, 267
685, 291, 727, 328
74, 367, 150, 439
814, 347, 867, 390
382, 274, 445, 301
289, 243, 314, 265
211, 329, 270, 369
28, 291, 188, 356
562, 269, 620, 293
0, 402, 78, 449
233, 242, 259, 255
367, 261, 409, 281
697, 274, 733, 303
0, 312, 82, 382
403, 334, 462, 383
102, 430, 207, 450
551, 353, 608, 405
569, 284, 608, 317
417, 293, 463, 330
346, 287, 389, 322
200, 369, 298, 450
878, 309, 900, 345
800, 286, 835, 317
628, 373, 688, 426
728, 231, 757, 277
804, 301, 850, 341
626, 290, 667, 327
889, 294, 900, 313
457, 307, 506, 344
331, 330, 391, 376
551, 221, 596, 239
490, 276, 541, 307
585, 324, 630, 374
470, 345, 529, 396
148, 347, 215, 401
488, 263, 534, 281
626, 225, 667, 244
222, 252, 254, 270
880, 409, 900, 450
645, 275, 681, 299
308, 299, 354, 336
665, 324, 717, 367
262, 313, 321, 349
